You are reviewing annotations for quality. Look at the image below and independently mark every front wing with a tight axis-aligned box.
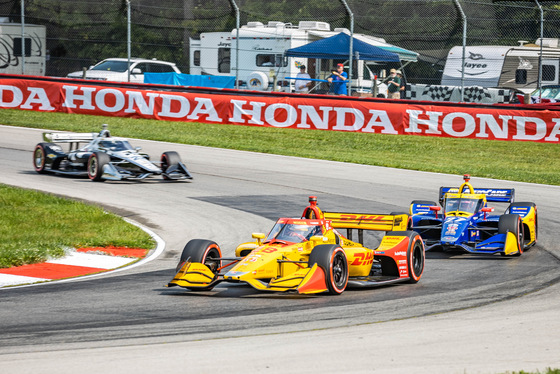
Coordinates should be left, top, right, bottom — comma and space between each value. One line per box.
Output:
167, 261, 329, 294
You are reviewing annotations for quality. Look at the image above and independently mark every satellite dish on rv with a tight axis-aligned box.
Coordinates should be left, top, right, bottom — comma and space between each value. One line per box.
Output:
247, 71, 269, 90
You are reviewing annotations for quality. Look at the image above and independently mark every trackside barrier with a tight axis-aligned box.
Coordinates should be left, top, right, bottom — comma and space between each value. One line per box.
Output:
406, 84, 513, 104
1, 74, 560, 143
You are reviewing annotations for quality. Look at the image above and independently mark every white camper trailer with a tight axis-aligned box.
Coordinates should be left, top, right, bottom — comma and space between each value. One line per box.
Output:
189, 21, 418, 95
0, 21, 46, 76
441, 39, 560, 94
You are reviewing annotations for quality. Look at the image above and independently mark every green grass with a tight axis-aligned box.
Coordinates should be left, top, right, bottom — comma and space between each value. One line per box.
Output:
2, 108, 560, 185
501, 369, 560, 374
0, 184, 154, 268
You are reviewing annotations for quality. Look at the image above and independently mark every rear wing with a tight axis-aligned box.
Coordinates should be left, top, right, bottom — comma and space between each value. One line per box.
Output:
43, 132, 98, 143
323, 211, 408, 231
439, 186, 515, 204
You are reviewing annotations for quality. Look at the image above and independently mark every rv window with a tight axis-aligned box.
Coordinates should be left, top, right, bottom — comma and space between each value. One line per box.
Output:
256, 54, 287, 68
13, 38, 31, 57
515, 69, 527, 84
218, 48, 230, 73
542, 64, 556, 82
193, 51, 200, 67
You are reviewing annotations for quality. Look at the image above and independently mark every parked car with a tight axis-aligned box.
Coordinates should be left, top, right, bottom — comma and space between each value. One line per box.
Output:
66, 58, 181, 83
528, 85, 560, 103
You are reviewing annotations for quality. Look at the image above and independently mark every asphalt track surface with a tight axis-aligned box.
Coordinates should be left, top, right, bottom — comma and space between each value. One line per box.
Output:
0, 124, 559, 373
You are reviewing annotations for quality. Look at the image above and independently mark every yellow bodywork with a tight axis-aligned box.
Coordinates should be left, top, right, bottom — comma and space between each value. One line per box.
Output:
503, 232, 521, 255
520, 207, 538, 245
169, 262, 218, 289
168, 199, 414, 294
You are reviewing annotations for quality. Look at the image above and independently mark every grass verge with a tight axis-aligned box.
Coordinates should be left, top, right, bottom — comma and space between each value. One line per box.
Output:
0, 184, 154, 268
1, 108, 559, 185
501, 369, 560, 374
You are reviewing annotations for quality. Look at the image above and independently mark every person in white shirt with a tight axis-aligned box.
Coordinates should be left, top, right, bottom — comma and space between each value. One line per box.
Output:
295, 65, 312, 93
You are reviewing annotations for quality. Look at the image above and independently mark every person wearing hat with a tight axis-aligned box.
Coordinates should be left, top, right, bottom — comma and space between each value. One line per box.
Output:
327, 63, 348, 95
387, 68, 401, 99
396, 70, 407, 99
295, 64, 312, 93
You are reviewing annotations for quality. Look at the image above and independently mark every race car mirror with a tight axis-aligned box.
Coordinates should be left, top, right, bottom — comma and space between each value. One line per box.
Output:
430, 205, 441, 218
252, 232, 265, 245
481, 206, 494, 220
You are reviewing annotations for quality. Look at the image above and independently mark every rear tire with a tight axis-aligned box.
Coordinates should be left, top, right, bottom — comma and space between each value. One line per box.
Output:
508, 202, 538, 248
87, 152, 110, 182
407, 233, 425, 283
177, 239, 222, 273
499, 214, 524, 256
309, 245, 348, 295
161, 151, 181, 180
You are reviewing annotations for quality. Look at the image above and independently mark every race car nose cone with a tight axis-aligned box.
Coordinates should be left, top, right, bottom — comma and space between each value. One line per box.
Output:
441, 217, 469, 243
224, 271, 249, 280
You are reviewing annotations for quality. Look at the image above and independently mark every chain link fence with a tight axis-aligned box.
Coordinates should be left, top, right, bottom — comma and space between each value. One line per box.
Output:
1, 0, 560, 92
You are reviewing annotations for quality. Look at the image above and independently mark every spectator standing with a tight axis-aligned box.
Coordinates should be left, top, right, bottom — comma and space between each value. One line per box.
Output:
397, 70, 407, 99
295, 65, 312, 93
327, 63, 348, 95
387, 68, 401, 99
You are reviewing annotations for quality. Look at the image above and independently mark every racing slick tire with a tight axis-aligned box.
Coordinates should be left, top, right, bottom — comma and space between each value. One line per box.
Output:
160, 151, 181, 180
498, 214, 524, 256
33, 142, 54, 173
405, 231, 425, 283
87, 152, 110, 182
309, 245, 348, 295
508, 202, 538, 249
177, 239, 222, 275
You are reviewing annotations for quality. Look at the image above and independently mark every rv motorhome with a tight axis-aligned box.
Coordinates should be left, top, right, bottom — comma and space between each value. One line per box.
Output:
441, 38, 560, 94
189, 21, 418, 95
0, 21, 46, 76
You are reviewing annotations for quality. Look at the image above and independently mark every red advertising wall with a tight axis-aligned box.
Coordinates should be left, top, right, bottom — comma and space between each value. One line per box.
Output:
1, 76, 560, 143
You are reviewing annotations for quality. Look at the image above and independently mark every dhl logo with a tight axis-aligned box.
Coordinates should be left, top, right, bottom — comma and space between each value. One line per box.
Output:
351, 251, 374, 266
338, 214, 389, 222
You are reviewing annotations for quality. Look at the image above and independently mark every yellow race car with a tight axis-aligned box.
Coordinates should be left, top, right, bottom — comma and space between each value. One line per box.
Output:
167, 197, 425, 295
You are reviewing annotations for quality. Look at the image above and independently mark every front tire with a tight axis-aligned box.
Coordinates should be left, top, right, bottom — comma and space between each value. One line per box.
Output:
87, 152, 110, 182
499, 214, 524, 256
177, 239, 222, 274
161, 151, 181, 180
309, 244, 348, 295
33, 143, 53, 173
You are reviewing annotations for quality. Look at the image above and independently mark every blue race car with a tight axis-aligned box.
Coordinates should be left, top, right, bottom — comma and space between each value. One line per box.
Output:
409, 175, 537, 256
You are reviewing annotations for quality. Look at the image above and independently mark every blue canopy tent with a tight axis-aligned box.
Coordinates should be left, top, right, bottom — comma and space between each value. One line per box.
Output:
284, 32, 401, 95
284, 32, 400, 62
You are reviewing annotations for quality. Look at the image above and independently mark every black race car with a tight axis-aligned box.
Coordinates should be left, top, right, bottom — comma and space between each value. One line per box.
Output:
33, 125, 192, 181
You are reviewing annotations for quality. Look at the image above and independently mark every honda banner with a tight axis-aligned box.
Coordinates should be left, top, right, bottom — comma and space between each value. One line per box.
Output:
1, 77, 560, 143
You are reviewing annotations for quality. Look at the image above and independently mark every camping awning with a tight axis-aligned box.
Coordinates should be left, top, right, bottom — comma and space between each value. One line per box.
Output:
353, 34, 419, 62
285, 32, 400, 62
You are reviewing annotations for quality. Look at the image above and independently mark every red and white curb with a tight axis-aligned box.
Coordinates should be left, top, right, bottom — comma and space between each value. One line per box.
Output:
0, 218, 165, 289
